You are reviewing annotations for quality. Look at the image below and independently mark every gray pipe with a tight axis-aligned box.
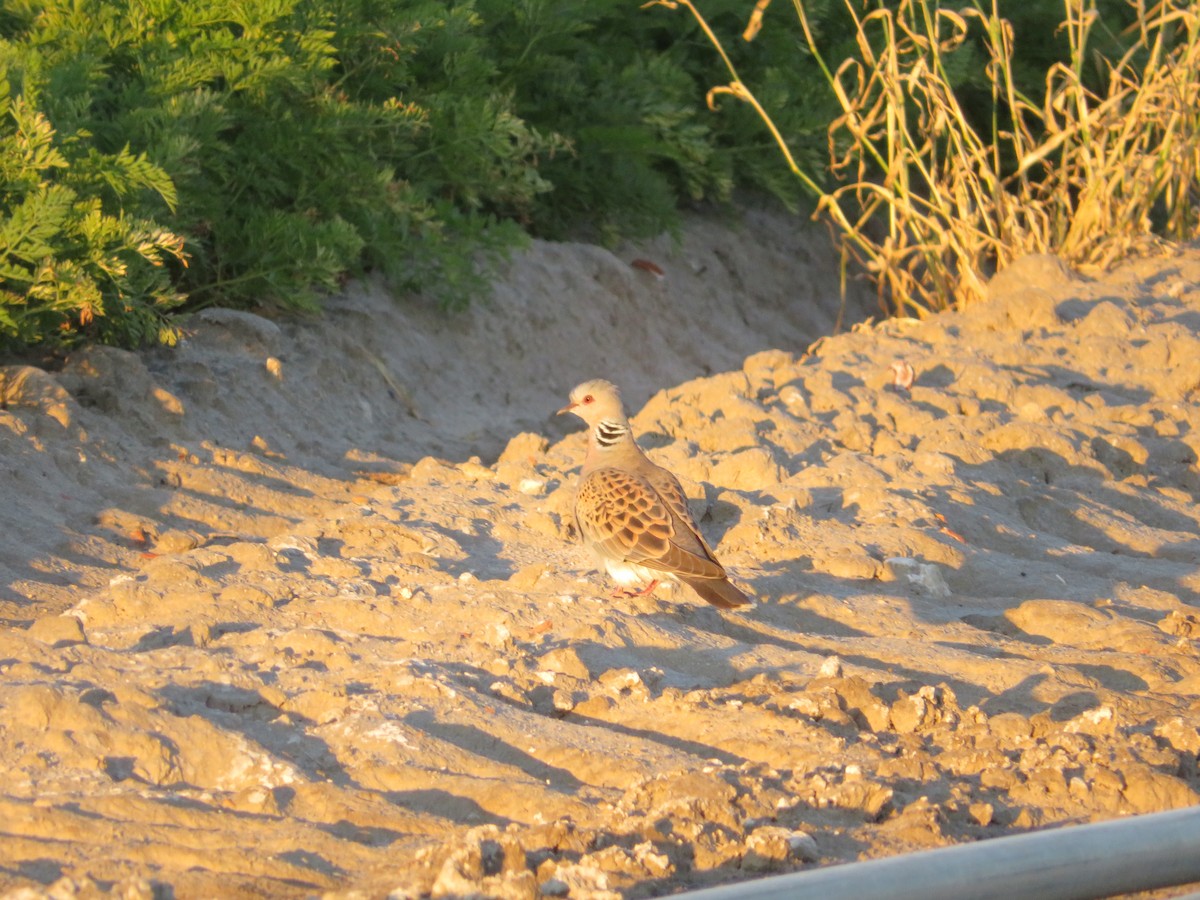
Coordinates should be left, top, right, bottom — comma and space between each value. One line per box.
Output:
675, 806, 1200, 900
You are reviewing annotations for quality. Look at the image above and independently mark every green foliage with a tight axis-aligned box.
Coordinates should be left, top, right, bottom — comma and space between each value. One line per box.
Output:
1, 0, 556, 346
476, 0, 839, 240
18, 0, 556, 311
0, 82, 185, 349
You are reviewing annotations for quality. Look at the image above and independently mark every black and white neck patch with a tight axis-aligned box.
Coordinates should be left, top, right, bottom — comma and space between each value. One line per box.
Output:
594, 419, 628, 447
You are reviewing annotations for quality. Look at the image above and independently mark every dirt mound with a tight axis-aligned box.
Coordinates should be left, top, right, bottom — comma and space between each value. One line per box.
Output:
2, 212, 1200, 899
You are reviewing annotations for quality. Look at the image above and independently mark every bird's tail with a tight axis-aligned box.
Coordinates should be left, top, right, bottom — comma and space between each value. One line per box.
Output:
681, 576, 752, 609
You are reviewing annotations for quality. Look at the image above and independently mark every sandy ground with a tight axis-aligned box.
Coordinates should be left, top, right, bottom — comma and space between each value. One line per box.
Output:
2, 206, 1200, 899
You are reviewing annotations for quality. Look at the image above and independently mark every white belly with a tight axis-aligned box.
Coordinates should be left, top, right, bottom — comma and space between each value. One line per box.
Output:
602, 557, 673, 588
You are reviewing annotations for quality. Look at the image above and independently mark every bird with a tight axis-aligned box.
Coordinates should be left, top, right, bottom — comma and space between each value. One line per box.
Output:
557, 379, 751, 609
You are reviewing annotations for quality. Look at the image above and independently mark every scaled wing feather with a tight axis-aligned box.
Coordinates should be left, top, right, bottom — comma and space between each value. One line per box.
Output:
577, 467, 724, 579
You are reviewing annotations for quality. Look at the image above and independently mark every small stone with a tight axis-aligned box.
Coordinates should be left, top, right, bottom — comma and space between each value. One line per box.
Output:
223, 787, 282, 816
743, 827, 792, 871
458, 458, 494, 481
744, 826, 817, 871
988, 712, 1033, 740
818, 656, 843, 678
598, 668, 643, 691
484, 622, 512, 648
1065, 706, 1115, 736
779, 385, 806, 409
572, 695, 615, 716
431, 857, 477, 898
1155, 718, 1200, 754
980, 768, 1019, 791
885, 558, 951, 597
820, 554, 882, 580
787, 830, 820, 862
1011, 808, 1042, 829
219, 584, 273, 606
27, 614, 87, 647
787, 695, 822, 718
154, 529, 202, 554
968, 802, 994, 826
890, 693, 929, 733
633, 841, 673, 877
540, 647, 591, 680
518, 478, 546, 495
498, 432, 549, 466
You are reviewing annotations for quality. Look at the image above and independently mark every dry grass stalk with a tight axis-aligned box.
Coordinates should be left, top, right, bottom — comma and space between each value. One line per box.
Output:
649, 0, 1200, 315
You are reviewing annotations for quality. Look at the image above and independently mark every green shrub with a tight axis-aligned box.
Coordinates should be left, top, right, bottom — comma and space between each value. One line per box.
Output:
17, 0, 562, 310
0, 80, 186, 349
0, 0, 562, 345
478, 0, 842, 241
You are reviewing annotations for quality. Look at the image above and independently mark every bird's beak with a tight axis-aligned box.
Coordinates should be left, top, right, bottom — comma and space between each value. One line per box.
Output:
556, 402, 576, 416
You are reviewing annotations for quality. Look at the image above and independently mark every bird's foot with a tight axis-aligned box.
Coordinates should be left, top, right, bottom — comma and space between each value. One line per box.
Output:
611, 579, 659, 599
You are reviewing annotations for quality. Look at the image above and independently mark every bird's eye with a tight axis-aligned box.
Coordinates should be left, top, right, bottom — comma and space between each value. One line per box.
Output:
582, 395, 594, 404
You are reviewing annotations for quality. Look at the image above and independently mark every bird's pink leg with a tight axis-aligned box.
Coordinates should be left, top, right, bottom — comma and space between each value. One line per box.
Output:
612, 579, 659, 598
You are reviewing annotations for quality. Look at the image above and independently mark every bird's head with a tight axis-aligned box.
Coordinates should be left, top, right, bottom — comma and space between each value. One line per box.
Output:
558, 379, 625, 426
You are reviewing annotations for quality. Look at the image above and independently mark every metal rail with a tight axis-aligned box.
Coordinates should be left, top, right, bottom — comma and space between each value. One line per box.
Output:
674, 805, 1200, 900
